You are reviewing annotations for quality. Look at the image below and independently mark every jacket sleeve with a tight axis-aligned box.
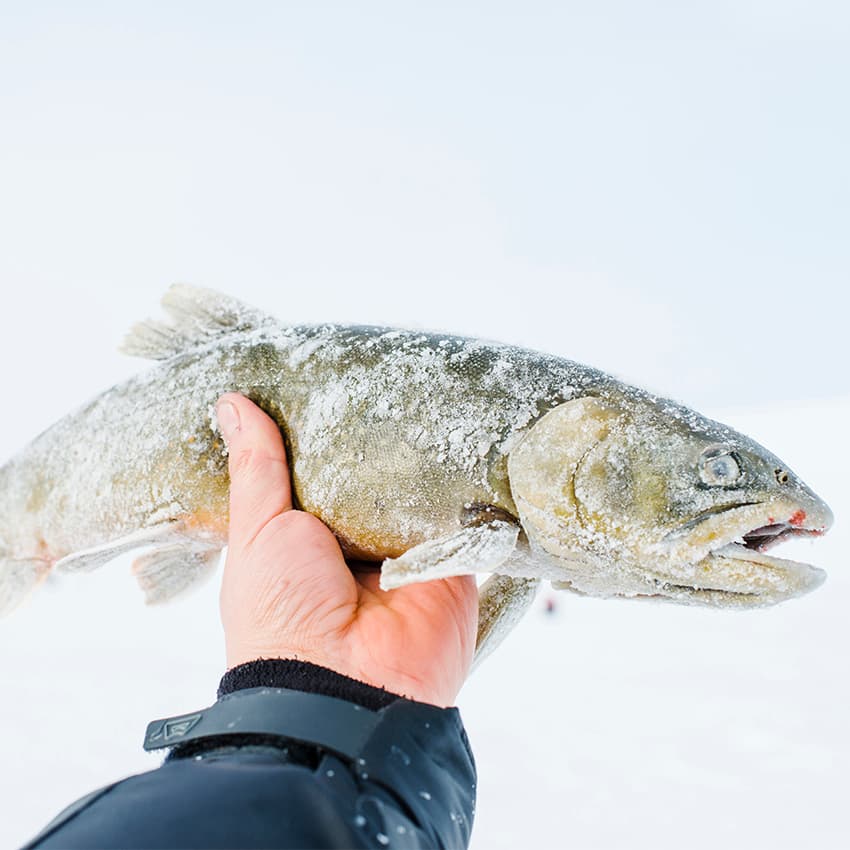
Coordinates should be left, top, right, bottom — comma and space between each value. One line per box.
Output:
22, 660, 476, 850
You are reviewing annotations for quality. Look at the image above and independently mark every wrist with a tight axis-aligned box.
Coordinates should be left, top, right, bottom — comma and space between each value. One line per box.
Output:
224, 642, 456, 707
218, 658, 408, 711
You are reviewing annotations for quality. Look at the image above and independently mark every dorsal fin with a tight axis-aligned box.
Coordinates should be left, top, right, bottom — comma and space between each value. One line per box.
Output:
120, 284, 272, 360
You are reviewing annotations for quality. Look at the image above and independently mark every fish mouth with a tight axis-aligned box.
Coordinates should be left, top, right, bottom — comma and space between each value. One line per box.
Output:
740, 522, 824, 552
652, 502, 832, 605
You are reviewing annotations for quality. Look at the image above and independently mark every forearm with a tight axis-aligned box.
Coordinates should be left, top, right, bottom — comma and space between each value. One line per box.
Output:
26, 661, 477, 850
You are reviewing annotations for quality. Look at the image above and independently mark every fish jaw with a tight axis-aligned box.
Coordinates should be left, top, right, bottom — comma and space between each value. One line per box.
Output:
511, 490, 833, 607
684, 544, 827, 602
648, 496, 833, 605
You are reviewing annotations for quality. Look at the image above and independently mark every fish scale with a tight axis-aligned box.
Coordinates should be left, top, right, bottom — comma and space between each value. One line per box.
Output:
0, 285, 833, 665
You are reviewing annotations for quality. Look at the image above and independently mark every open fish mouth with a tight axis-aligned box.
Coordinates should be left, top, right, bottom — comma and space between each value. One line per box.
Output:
651, 507, 832, 605
741, 521, 825, 552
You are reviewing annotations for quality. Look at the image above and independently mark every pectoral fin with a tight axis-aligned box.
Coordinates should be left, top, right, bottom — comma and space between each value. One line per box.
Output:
473, 574, 540, 669
379, 518, 520, 590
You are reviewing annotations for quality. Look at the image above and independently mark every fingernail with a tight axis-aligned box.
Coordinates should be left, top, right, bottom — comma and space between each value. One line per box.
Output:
216, 401, 240, 440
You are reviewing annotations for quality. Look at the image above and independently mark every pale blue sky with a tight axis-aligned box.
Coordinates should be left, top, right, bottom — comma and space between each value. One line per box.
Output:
1, 1, 847, 441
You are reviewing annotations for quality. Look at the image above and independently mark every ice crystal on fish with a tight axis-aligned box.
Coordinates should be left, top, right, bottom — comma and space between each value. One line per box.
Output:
0, 285, 832, 662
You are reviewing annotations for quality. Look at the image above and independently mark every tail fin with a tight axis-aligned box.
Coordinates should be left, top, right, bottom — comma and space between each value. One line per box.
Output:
0, 556, 51, 616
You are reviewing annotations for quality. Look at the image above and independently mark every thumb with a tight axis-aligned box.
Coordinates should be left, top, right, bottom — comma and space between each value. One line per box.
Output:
216, 393, 292, 550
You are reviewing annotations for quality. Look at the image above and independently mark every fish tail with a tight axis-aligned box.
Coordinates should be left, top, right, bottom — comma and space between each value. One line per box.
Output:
0, 461, 53, 615
0, 553, 51, 616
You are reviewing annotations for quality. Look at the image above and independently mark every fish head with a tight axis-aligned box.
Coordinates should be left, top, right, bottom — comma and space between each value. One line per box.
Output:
507, 393, 833, 606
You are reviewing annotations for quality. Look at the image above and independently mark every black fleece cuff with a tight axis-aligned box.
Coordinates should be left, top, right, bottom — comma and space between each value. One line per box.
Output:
217, 658, 407, 712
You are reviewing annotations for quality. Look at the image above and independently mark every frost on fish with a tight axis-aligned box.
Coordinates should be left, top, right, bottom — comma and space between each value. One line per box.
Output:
0, 285, 834, 665
474, 573, 540, 670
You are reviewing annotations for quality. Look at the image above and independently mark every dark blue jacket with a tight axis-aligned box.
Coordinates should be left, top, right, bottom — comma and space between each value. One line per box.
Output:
23, 660, 476, 849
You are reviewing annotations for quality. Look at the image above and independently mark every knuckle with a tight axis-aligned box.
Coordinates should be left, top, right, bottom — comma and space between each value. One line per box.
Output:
270, 509, 322, 540
257, 511, 335, 557
230, 446, 259, 476
230, 447, 285, 479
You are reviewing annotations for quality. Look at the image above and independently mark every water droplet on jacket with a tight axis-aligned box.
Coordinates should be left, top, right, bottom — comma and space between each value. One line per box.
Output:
354, 815, 367, 828
326, 769, 335, 778
376, 834, 389, 846
361, 772, 369, 780
357, 757, 367, 766
396, 825, 407, 834
419, 790, 432, 800
390, 745, 411, 765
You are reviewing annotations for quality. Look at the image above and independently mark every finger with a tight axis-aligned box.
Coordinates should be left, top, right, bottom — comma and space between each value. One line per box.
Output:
216, 393, 292, 548
353, 570, 384, 596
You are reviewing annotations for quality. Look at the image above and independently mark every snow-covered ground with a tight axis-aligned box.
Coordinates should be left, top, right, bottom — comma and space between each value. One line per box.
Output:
0, 396, 846, 849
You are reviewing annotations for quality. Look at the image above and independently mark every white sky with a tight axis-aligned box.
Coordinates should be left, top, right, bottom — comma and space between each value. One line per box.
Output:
0, 1, 847, 433
0, 3, 847, 848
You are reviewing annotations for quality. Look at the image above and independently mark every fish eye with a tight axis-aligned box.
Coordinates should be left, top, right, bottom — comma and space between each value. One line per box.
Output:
699, 447, 742, 486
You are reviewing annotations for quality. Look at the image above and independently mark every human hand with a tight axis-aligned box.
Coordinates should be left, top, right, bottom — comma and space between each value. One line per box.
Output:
216, 393, 479, 707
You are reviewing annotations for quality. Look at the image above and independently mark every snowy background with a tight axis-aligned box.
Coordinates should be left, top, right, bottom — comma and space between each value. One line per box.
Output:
0, 3, 848, 848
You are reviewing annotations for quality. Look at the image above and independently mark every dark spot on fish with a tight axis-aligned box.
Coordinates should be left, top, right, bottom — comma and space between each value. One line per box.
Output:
461, 503, 519, 528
